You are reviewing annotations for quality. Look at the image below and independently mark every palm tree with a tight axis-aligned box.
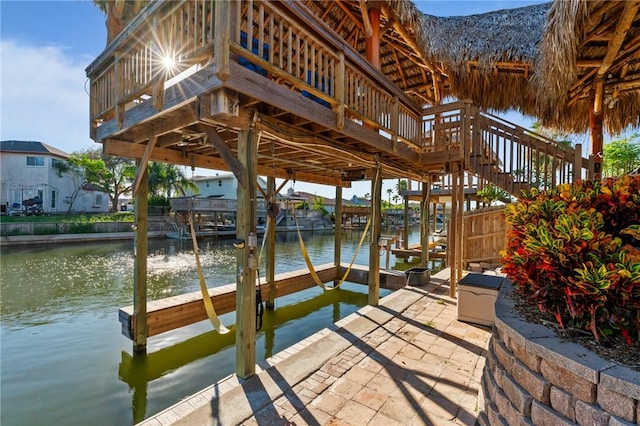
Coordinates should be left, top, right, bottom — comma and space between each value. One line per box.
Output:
148, 162, 198, 198
386, 188, 393, 204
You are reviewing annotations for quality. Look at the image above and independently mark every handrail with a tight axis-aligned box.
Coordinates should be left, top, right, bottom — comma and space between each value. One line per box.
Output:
86, 0, 424, 147
419, 102, 592, 196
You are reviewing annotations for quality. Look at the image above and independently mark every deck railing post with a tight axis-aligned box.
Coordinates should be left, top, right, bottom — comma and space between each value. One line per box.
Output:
573, 143, 583, 182
336, 51, 345, 130
214, 0, 231, 81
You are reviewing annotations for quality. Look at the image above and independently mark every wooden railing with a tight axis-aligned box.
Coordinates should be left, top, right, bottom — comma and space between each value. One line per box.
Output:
421, 102, 593, 196
86, 0, 423, 146
171, 197, 267, 212
88, 1, 217, 126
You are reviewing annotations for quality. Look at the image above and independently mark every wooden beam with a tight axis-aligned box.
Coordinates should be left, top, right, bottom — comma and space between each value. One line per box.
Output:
597, 2, 640, 77
200, 123, 246, 188
359, 0, 373, 38
593, 77, 604, 115
381, 4, 441, 95
133, 161, 148, 353
225, 62, 420, 164
131, 136, 157, 197
103, 138, 347, 187
334, 0, 364, 31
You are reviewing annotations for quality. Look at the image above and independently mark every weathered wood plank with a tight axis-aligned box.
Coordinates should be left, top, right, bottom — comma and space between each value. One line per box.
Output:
119, 264, 338, 338
118, 263, 407, 339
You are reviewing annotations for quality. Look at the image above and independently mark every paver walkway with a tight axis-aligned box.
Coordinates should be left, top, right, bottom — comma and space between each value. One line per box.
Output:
141, 269, 492, 426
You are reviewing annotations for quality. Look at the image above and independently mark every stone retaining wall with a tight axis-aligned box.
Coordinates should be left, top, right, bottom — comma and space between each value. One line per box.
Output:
479, 282, 640, 426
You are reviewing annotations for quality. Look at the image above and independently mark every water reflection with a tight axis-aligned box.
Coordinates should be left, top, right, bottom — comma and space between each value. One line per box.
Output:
1, 228, 411, 425
119, 288, 367, 423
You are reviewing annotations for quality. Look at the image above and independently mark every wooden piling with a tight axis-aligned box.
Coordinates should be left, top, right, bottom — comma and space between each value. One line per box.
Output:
334, 186, 342, 287
368, 165, 382, 306
133, 161, 148, 353
236, 128, 257, 378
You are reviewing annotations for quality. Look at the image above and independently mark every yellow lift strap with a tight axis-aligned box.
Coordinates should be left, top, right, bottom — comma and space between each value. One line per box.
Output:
188, 211, 231, 334
294, 210, 371, 291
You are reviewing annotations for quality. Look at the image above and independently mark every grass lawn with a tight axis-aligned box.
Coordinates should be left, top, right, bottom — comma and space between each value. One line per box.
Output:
0, 212, 134, 224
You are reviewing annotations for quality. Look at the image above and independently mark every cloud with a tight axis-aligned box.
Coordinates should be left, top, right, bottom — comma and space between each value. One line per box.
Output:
1, 40, 99, 154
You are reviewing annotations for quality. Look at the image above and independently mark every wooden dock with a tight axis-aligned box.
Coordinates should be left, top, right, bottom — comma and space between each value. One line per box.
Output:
118, 263, 407, 339
391, 242, 448, 261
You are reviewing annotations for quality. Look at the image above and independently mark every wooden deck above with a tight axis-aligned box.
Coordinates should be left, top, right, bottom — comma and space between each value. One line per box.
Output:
87, 0, 593, 193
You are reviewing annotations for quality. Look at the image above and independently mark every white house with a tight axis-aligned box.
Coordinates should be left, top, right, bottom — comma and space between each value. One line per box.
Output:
188, 173, 269, 199
0, 140, 109, 214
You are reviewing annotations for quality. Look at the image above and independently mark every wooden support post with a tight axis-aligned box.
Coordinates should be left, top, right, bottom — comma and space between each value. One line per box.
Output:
334, 186, 343, 286
365, 6, 381, 69
235, 127, 257, 379
133, 160, 148, 353
403, 185, 409, 250
420, 180, 430, 267
266, 176, 276, 309
590, 91, 604, 179
449, 172, 458, 296
368, 166, 382, 306
456, 171, 464, 289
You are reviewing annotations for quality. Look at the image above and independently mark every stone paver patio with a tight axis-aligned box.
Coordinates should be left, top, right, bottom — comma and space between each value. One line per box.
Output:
140, 269, 492, 426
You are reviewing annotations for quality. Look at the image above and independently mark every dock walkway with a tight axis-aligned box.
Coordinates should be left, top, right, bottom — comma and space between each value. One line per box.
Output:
140, 269, 492, 425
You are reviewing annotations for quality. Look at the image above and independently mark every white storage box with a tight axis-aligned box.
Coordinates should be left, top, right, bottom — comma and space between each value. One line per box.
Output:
457, 273, 504, 326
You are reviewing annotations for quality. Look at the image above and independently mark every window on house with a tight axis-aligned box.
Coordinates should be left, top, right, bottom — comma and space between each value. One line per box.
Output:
52, 158, 63, 167
51, 190, 56, 209
26, 156, 45, 166
94, 193, 103, 207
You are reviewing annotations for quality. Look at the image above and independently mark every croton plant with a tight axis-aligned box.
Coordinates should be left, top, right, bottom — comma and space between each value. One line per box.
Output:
501, 175, 640, 345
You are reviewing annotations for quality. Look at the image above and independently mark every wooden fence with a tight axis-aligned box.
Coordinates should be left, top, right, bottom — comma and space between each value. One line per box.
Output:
463, 206, 507, 271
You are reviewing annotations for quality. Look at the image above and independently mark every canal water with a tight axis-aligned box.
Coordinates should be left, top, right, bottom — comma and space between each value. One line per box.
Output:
1, 228, 423, 425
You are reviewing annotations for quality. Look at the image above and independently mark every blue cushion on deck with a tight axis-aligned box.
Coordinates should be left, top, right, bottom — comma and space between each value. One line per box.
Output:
239, 31, 269, 76
302, 71, 331, 107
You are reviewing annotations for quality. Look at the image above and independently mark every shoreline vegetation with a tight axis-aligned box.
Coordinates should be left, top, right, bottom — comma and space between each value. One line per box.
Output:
1, 213, 133, 234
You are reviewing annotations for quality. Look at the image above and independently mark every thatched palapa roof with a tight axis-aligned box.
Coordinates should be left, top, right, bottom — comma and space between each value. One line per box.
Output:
419, 2, 551, 115
534, 0, 640, 134
413, 0, 640, 135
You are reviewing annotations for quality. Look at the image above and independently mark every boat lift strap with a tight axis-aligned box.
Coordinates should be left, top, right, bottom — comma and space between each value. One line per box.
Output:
294, 211, 371, 291
188, 211, 231, 334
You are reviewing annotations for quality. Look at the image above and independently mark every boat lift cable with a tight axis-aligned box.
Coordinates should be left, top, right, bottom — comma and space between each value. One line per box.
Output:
293, 208, 372, 291
188, 210, 231, 334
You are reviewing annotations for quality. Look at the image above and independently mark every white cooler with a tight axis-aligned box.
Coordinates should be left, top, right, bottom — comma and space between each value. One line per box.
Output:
457, 273, 504, 326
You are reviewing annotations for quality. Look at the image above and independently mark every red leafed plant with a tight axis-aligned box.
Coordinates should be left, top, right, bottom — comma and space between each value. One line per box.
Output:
501, 176, 640, 345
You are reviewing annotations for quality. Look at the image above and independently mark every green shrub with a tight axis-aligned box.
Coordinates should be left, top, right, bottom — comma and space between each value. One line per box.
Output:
33, 225, 58, 235
68, 223, 94, 234
501, 176, 640, 345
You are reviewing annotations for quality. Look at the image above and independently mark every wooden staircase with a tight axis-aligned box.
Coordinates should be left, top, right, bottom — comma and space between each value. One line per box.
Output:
422, 102, 593, 198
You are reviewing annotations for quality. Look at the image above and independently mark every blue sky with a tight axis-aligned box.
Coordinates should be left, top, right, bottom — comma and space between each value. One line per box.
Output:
0, 0, 547, 199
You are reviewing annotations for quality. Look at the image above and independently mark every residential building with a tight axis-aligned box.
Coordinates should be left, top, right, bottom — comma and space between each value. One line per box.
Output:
0, 140, 109, 214
188, 173, 268, 199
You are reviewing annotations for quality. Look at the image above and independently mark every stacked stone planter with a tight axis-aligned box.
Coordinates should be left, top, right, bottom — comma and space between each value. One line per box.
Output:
479, 282, 640, 426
